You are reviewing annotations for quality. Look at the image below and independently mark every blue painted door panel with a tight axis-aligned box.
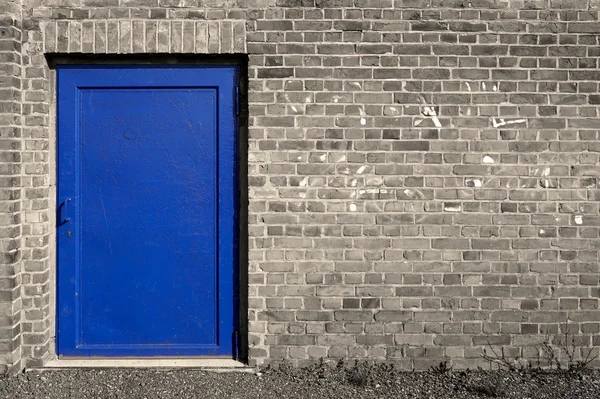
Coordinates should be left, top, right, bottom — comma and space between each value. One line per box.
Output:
57, 66, 238, 357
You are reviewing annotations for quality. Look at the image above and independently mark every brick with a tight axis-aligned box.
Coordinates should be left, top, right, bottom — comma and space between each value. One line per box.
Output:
334, 311, 373, 321
432, 239, 469, 250
208, 22, 220, 53
257, 68, 294, 78
472, 45, 508, 55
395, 335, 433, 346
392, 141, 429, 151
568, 23, 600, 33
411, 21, 448, 31
472, 239, 510, 250
374, 311, 412, 321
450, 22, 487, 32
317, 44, 354, 54
396, 287, 433, 297
473, 286, 511, 297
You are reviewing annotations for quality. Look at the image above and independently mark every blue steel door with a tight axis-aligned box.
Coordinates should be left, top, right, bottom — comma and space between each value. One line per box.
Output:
57, 65, 238, 357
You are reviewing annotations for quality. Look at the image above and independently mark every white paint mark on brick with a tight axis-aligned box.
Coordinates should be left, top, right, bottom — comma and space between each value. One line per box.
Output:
539, 228, 546, 235
319, 154, 327, 162
444, 203, 461, 212
491, 118, 503, 127
414, 118, 423, 126
333, 95, 341, 103
465, 178, 482, 188
493, 84, 498, 92
350, 179, 358, 187
357, 165, 367, 174
421, 105, 441, 131
284, 93, 299, 112
539, 167, 554, 188
542, 167, 550, 176
403, 188, 424, 199
482, 82, 487, 90
492, 118, 526, 128
418, 94, 441, 132
351, 81, 362, 89
482, 156, 495, 164
349, 204, 357, 212
465, 82, 471, 92
299, 177, 308, 187
575, 215, 583, 225
297, 156, 303, 161
305, 96, 311, 103
359, 107, 367, 125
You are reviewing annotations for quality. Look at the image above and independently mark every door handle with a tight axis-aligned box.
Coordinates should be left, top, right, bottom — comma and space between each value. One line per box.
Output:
58, 198, 71, 226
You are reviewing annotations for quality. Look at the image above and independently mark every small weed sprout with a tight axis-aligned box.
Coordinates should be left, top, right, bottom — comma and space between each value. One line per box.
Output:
430, 361, 453, 374
481, 330, 598, 373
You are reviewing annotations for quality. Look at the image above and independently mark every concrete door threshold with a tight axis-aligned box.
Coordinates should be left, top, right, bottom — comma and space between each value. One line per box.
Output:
30, 358, 253, 372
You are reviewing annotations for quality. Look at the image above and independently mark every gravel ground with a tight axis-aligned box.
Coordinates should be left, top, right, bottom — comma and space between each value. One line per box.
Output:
1, 362, 600, 399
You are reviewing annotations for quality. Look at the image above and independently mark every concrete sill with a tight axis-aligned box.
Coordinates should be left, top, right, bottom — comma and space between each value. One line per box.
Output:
29, 358, 252, 372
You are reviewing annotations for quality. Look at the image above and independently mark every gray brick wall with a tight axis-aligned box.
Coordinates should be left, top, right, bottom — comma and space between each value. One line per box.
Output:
3, 0, 600, 371
0, 0, 23, 374
245, 0, 600, 369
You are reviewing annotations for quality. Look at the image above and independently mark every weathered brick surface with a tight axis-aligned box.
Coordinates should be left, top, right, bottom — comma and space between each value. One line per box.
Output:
0, 0, 23, 375
242, 1, 600, 369
3, 0, 600, 370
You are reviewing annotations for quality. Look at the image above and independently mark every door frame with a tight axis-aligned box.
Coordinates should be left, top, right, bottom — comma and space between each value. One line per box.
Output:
46, 54, 249, 362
